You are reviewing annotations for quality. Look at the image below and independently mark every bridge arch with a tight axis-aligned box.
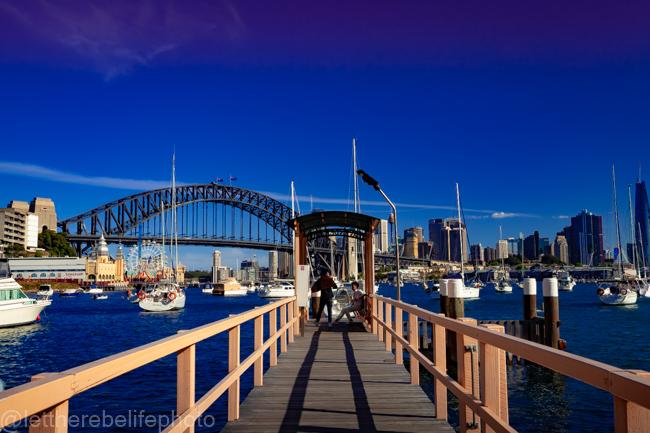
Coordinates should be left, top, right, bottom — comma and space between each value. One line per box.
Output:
59, 184, 295, 252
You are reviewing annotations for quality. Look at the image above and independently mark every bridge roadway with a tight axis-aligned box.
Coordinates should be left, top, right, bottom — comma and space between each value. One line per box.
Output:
220, 320, 453, 433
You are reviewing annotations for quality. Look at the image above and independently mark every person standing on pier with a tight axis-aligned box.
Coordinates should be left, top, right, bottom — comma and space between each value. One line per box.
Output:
334, 281, 364, 323
312, 269, 337, 327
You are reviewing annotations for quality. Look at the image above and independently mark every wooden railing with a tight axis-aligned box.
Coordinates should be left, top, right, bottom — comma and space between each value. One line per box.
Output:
371, 294, 650, 433
0, 297, 300, 433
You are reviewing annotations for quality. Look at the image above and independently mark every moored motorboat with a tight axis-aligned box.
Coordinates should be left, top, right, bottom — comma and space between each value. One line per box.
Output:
87, 285, 103, 294
0, 262, 51, 328
557, 270, 576, 292
93, 294, 108, 300
36, 284, 54, 298
201, 283, 214, 294
213, 278, 248, 296
59, 288, 81, 297
258, 282, 295, 298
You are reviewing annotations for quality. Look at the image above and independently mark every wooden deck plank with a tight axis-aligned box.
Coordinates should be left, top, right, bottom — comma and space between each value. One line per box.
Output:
219, 321, 453, 433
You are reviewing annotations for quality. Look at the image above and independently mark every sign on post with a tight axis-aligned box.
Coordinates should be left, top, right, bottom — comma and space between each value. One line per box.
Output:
295, 264, 311, 307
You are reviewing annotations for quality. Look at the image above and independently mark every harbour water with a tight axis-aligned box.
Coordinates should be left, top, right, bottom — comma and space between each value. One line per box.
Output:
0, 284, 648, 433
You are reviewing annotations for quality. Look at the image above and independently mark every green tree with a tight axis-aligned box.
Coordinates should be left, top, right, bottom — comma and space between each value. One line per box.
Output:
38, 230, 76, 257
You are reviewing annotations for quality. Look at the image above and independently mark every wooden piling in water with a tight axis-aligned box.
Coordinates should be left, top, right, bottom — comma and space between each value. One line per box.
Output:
542, 277, 560, 349
439, 278, 449, 316
522, 277, 537, 341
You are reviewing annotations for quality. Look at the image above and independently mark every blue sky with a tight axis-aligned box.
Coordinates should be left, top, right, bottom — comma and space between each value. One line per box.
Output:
2, 1, 650, 269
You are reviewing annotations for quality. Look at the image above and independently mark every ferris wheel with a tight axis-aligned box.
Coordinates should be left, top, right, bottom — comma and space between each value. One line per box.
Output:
126, 240, 167, 278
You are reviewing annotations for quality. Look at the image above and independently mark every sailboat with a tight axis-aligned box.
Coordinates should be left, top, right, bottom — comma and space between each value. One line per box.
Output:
494, 226, 513, 293
597, 165, 638, 306
452, 183, 480, 299
139, 154, 186, 312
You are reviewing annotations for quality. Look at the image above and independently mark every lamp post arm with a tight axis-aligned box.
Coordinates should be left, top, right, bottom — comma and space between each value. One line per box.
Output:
377, 187, 400, 301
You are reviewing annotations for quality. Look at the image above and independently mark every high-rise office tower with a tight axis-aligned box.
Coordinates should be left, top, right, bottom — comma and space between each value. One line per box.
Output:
635, 180, 650, 268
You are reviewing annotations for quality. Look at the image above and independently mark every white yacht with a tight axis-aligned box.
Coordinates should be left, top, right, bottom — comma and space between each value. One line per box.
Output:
597, 282, 638, 306
494, 278, 513, 293
138, 281, 186, 311
557, 270, 576, 292
597, 165, 639, 306
201, 283, 214, 294
0, 262, 51, 327
454, 183, 480, 299
258, 282, 295, 298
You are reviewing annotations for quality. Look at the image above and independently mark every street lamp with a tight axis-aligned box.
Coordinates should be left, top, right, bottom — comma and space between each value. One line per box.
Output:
356, 169, 401, 300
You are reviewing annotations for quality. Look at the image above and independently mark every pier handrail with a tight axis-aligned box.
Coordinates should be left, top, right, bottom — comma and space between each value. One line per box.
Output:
370, 294, 650, 433
0, 296, 300, 433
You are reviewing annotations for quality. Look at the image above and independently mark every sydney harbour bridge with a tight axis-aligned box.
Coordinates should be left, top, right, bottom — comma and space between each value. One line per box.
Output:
58, 183, 430, 267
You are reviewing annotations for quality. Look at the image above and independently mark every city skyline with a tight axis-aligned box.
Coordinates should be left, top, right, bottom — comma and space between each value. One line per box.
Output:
2, 1, 650, 268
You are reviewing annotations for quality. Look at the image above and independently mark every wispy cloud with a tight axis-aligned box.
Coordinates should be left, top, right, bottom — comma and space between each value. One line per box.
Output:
0, 161, 537, 218
0, 0, 246, 80
553, 215, 570, 219
0, 161, 169, 191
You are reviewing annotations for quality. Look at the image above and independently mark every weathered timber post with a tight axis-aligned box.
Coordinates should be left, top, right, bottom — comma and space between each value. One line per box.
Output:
479, 324, 509, 432
522, 277, 537, 341
439, 278, 449, 316
29, 373, 69, 433
614, 370, 650, 433
447, 278, 464, 319
543, 277, 560, 349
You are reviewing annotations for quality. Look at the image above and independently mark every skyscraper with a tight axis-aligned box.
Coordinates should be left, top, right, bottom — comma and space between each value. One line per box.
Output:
496, 239, 508, 259
470, 243, 484, 264
551, 235, 569, 264
211, 250, 222, 283
523, 231, 540, 260
374, 219, 389, 253
568, 210, 604, 265
268, 250, 278, 281
428, 218, 467, 262
428, 218, 445, 260
635, 180, 650, 268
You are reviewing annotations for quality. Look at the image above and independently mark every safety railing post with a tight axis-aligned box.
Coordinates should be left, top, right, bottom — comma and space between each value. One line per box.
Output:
270, 307, 278, 367
176, 331, 196, 433
456, 318, 480, 433
228, 325, 241, 421
433, 319, 447, 421
377, 299, 384, 342
254, 314, 263, 386
385, 301, 392, 352
408, 311, 419, 385
287, 301, 295, 344
479, 324, 507, 433
29, 373, 69, 433
280, 303, 287, 353
394, 306, 403, 365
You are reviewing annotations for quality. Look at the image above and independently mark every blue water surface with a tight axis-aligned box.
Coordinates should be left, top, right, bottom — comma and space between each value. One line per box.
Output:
0, 284, 647, 433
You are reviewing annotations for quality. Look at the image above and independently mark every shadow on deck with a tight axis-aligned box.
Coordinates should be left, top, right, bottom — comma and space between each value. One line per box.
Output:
220, 321, 453, 433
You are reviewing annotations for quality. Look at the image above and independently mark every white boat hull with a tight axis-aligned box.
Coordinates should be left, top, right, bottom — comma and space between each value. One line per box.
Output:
462, 286, 481, 299
139, 294, 186, 312
598, 288, 638, 305
223, 289, 248, 297
0, 300, 51, 327
258, 288, 295, 298
87, 288, 103, 294
559, 281, 575, 292
495, 285, 513, 293
201, 289, 213, 294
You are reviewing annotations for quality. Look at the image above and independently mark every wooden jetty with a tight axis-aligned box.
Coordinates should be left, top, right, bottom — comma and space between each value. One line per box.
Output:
221, 321, 454, 433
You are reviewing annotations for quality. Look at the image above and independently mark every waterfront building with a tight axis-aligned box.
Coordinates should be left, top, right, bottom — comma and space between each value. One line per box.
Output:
268, 250, 278, 280
635, 179, 650, 268
404, 226, 424, 243
483, 246, 497, 262
523, 231, 540, 260
417, 241, 433, 259
403, 233, 419, 258
551, 235, 569, 264
29, 197, 57, 232
506, 237, 518, 256
374, 219, 389, 253
496, 239, 508, 260
212, 250, 222, 283
278, 251, 293, 278
470, 243, 484, 264
540, 237, 550, 256
427, 218, 444, 260
568, 210, 604, 265
85, 235, 125, 283
428, 218, 467, 262
0, 207, 30, 249
9, 257, 86, 280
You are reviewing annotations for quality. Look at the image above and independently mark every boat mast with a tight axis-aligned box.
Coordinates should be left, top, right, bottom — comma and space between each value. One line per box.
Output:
171, 152, 179, 282
612, 165, 625, 277
628, 184, 638, 276
499, 225, 505, 275
639, 222, 648, 279
456, 183, 465, 282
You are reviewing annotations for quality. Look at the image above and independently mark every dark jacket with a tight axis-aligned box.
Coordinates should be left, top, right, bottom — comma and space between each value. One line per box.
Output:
311, 275, 337, 300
